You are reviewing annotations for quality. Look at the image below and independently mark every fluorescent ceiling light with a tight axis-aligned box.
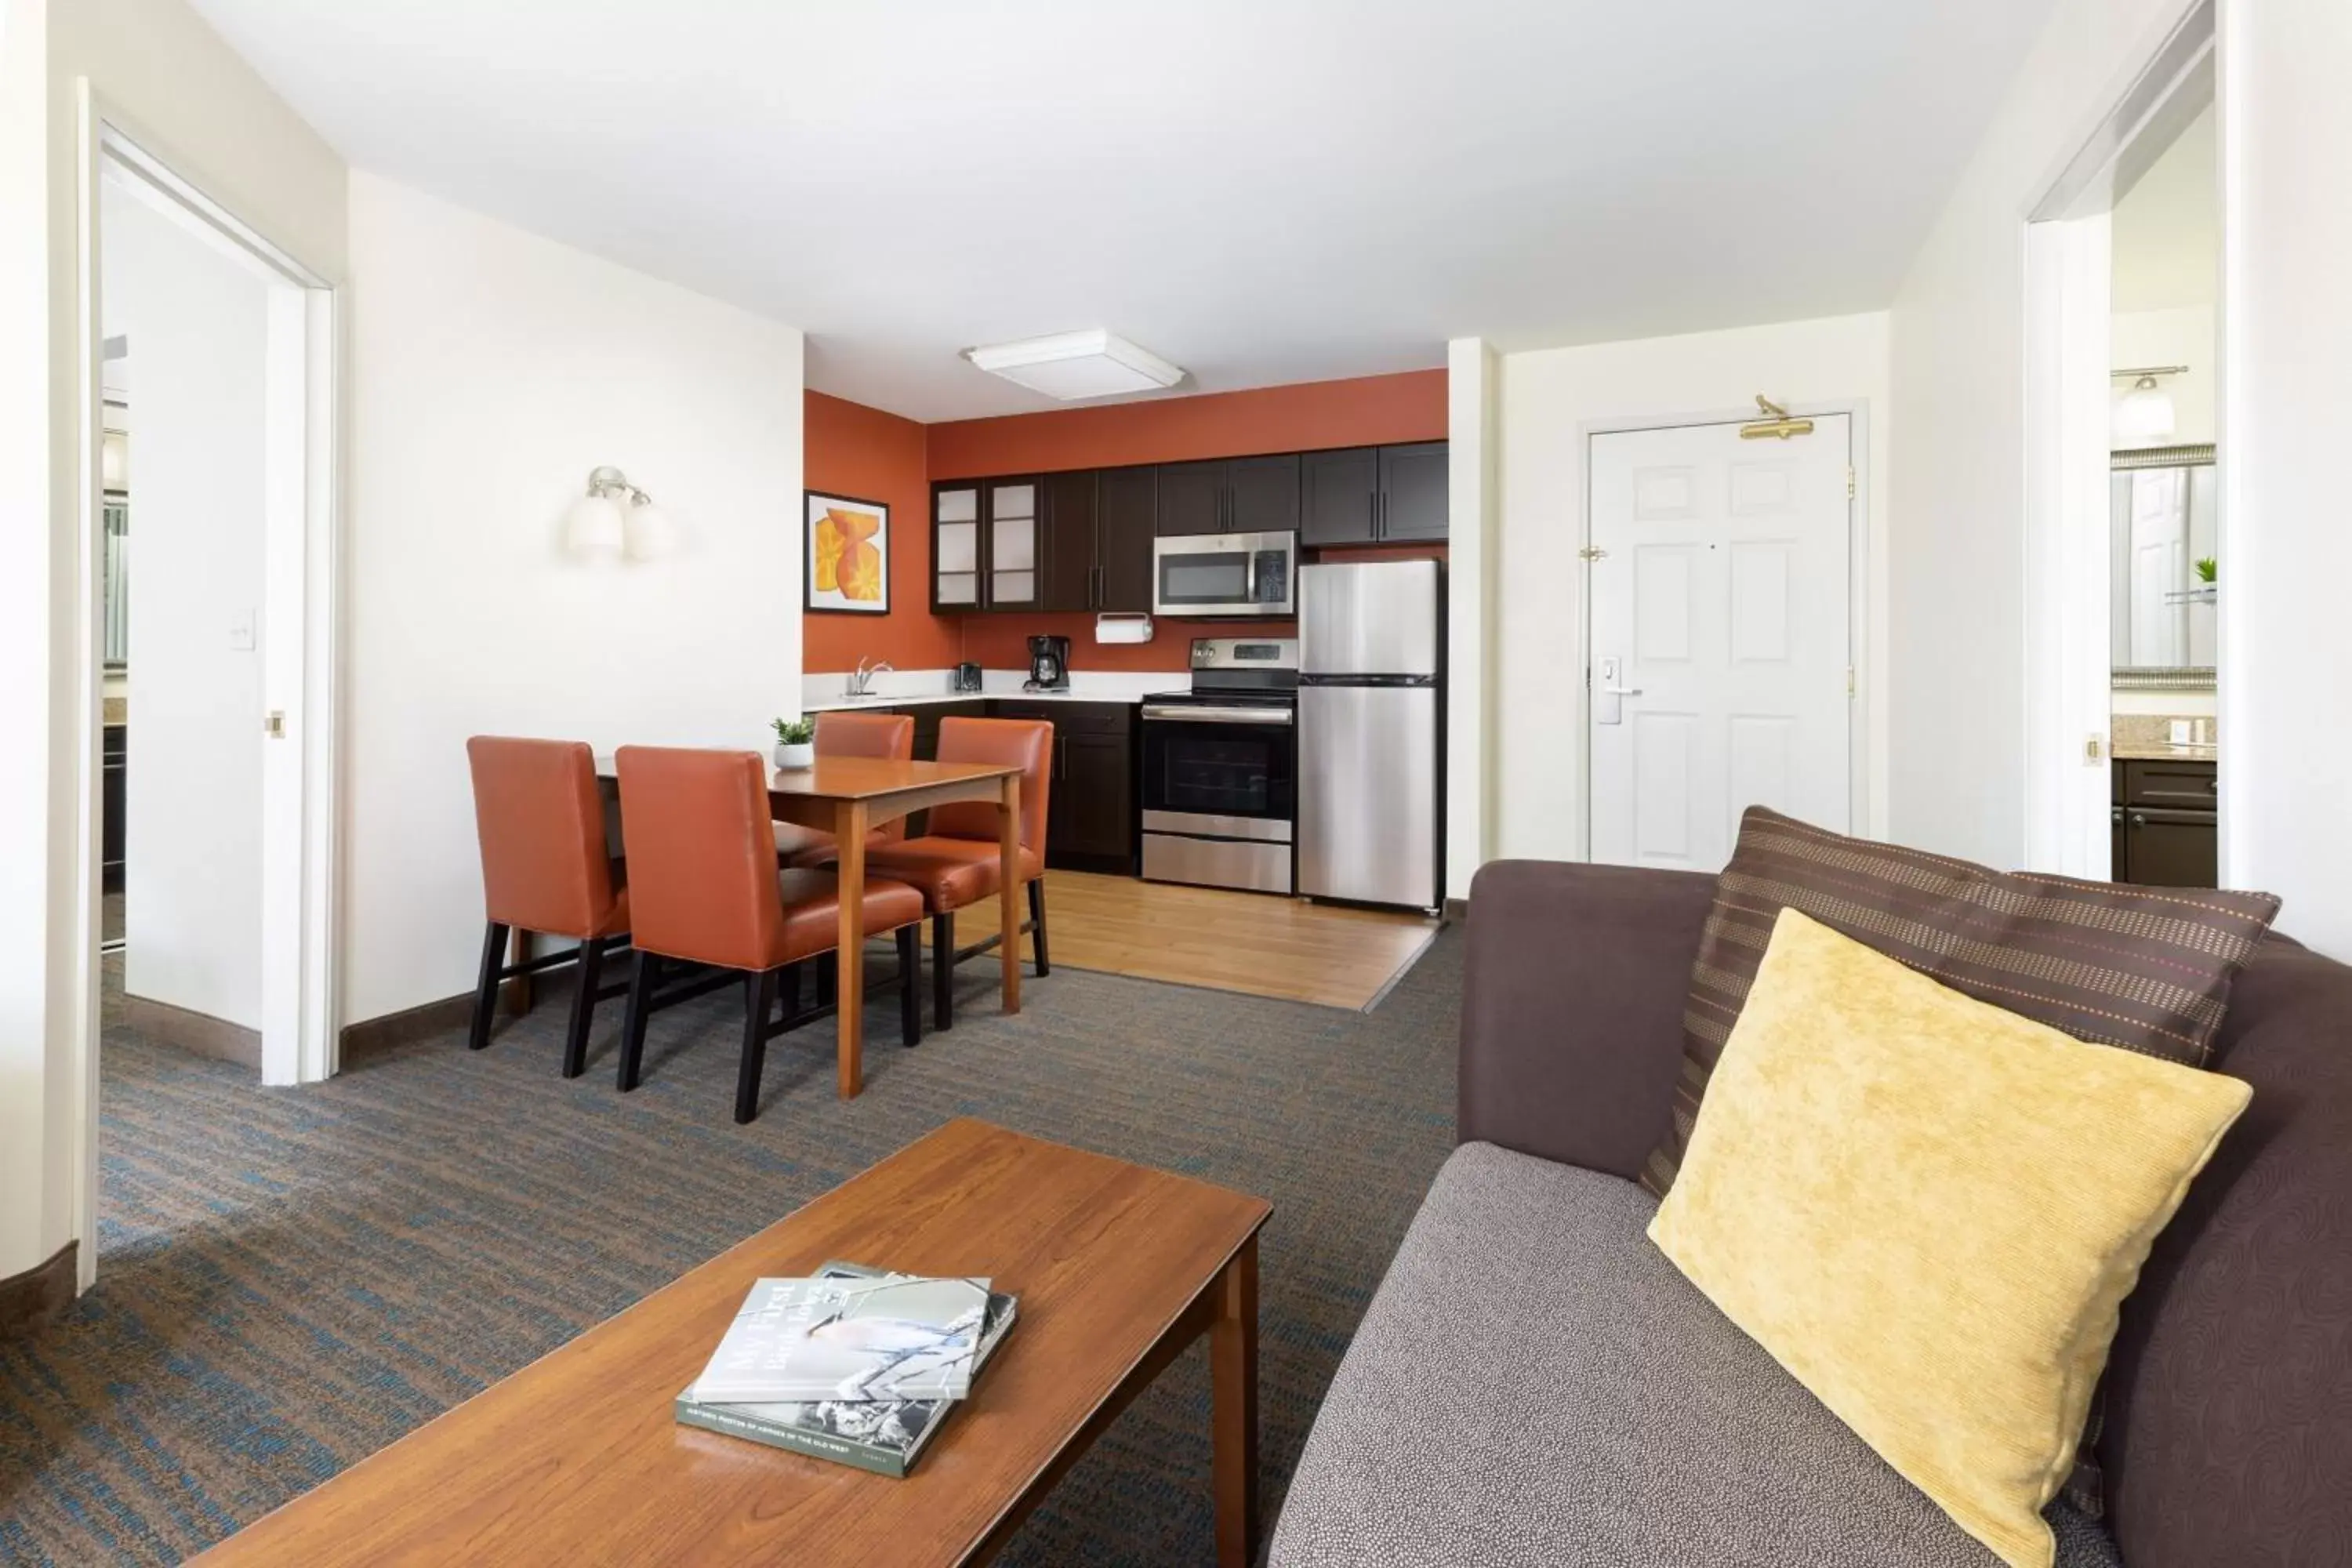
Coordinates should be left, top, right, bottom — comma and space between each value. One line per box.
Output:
964, 329, 1185, 401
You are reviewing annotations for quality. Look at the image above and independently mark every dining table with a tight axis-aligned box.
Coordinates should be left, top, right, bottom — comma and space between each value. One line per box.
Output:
591, 753, 1025, 1098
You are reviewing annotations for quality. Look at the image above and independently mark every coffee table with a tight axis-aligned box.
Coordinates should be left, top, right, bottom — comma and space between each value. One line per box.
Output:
191, 1120, 1274, 1566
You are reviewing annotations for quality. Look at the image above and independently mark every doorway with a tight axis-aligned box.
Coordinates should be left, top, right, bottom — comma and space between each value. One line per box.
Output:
71, 116, 342, 1289
2021, 0, 2217, 885
1584, 409, 1863, 872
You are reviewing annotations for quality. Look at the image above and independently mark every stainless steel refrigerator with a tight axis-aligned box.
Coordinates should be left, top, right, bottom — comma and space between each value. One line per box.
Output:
1298, 558, 1443, 910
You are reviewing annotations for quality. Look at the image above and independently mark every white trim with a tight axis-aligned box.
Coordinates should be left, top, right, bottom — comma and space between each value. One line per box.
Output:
69, 89, 345, 1285
1577, 401, 1872, 862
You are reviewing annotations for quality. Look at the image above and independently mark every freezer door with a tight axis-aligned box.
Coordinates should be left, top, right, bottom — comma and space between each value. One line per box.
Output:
1300, 560, 1441, 676
1298, 684, 1439, 908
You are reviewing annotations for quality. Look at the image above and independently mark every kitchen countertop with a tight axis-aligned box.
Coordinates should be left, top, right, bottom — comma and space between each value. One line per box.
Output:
803, 688, 1149, 713
2111, 744, 2218, 761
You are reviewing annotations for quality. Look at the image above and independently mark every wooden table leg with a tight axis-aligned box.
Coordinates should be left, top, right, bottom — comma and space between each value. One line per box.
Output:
502, 927, 532, 1016
836, 799, 869, 1099
999, 774, 1022, 1014
1210, 1232, 1260, 1567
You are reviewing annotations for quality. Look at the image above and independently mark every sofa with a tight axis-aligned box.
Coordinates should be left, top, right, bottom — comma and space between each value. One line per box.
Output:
1272, 860, 2352, 1567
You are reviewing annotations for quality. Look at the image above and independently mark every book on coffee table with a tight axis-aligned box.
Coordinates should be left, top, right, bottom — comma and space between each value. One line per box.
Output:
693, 1269, 995, 1403
676, 1263, 1018, 1479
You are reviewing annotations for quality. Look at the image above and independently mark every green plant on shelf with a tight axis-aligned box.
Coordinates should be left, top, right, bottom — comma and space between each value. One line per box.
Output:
772, 716, 815, 746
2194, 557, 2217, 584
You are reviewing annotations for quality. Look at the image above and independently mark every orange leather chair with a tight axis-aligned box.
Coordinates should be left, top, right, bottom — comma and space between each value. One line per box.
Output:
613, 745, 926, 1123
859, 717, 1052, 1032
465, 737, 633, 1078
774, 710, 914, 864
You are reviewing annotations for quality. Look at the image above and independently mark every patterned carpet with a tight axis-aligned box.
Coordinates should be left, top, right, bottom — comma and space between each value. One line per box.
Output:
0, 932, 1462, 1564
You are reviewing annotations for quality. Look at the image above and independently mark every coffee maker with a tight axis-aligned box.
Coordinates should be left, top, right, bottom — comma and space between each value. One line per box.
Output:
1025, 634, 1071, 692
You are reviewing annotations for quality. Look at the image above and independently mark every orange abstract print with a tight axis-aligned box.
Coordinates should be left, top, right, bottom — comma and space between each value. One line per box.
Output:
815, 506, 884, 602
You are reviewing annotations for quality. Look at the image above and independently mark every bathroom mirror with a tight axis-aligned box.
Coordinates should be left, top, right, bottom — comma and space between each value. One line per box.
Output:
2111, 443, 2216, 687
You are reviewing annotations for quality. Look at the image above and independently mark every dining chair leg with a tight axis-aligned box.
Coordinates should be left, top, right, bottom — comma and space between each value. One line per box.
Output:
1028, 879, 1050, 977
897, 926, 920, 1047
932, 911, 955, 1033
815, 961, 837, 1008
469, 920, 510, 1051
617, 952, 657, 1092
561, 935, 606, 1080
735, 967, 779, 1125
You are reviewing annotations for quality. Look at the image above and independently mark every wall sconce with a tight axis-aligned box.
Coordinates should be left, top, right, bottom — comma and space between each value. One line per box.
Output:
564, 466, 674, 563
2111, 365, 2186, 445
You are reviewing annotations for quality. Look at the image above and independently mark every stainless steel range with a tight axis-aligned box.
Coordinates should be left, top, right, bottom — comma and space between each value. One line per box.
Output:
1138, 637, 1298, 895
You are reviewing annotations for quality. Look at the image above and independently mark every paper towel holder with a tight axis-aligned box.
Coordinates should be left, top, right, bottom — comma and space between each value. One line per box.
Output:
1094, 612, 1153, 645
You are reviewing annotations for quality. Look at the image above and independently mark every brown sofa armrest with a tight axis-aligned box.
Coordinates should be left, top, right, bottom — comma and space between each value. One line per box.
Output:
1457, 859, 1715, 1180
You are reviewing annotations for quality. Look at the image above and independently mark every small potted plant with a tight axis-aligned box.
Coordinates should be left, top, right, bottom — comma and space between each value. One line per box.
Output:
771, 715, 815, 771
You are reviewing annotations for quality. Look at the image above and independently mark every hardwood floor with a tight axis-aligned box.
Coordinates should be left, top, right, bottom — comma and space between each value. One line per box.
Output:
951, 870, 1440, 1011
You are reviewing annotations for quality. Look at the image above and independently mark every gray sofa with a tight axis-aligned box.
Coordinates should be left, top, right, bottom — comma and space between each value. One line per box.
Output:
1272, 860, 2352, 1568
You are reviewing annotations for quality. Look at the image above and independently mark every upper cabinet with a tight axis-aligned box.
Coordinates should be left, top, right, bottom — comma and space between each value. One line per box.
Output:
932, 484, 981, 610
1301, 443, 1449, 545
1095, 466, 1156, 612
986, 481, 1040, 609
1040, 470, 1098, 613
1153, 455, 1301, 537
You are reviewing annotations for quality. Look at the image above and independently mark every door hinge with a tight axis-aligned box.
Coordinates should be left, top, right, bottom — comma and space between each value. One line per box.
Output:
1578, 546, 1608, 562
264, 710, 286, 738
1846, 668, 1855, 698
1846, 466, 1857, 500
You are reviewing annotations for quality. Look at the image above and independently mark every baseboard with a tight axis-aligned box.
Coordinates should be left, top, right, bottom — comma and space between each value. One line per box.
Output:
0, 1241, 78, 1342
122, 994, 262, 1069
339, 990, 474, 1065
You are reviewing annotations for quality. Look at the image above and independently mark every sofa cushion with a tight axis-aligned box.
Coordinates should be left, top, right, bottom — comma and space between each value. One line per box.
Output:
1271, 1142, 2122, 1568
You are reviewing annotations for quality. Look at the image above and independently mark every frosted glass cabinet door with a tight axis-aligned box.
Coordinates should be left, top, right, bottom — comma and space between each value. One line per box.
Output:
934, 487, 980, 609
988, 481, 1040, 608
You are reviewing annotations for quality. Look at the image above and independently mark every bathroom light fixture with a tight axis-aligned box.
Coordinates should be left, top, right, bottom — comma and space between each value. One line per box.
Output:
564, 466, 673, 563
2111, 365, 2186, 445
963, 329, 1185, 401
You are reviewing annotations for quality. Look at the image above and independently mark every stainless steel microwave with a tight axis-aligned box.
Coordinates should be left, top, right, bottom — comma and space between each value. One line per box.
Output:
1151, 531, 1296, 618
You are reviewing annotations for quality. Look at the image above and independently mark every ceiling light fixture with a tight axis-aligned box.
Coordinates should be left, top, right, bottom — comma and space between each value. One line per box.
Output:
564, 465, 674, 563
2111, 365, 2186, 445
963, 329, 1185, 402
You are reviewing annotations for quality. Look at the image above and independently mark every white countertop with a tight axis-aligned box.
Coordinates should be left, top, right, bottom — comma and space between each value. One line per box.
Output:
803, 688, 1150, 713
800, 667, 1171, 711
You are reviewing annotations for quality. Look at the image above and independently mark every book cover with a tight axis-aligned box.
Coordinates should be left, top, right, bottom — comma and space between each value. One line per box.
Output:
676, 1264, 1018, 1479
694, 1272, 993, 1404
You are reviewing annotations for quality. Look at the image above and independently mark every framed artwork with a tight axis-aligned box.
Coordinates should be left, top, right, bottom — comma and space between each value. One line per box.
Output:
804, 491, 891, 614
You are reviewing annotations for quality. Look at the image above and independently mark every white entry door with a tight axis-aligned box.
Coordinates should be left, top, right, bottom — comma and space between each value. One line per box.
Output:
1588, 414, 1853, 872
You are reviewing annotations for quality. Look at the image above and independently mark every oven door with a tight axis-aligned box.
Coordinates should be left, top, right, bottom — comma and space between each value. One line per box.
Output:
1139, 704, 1297, 893
1152, 532, 1295, 617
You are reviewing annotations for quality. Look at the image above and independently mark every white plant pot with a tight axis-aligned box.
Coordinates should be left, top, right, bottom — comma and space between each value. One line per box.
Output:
775, 742, 815, 770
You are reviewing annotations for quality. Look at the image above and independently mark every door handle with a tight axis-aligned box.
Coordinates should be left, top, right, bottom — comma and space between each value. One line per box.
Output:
1595, 657, 1639, 725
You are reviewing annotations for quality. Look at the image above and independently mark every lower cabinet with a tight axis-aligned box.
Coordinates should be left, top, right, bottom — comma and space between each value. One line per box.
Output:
985, 699, 1138, 873
2112, 758, 2219, 887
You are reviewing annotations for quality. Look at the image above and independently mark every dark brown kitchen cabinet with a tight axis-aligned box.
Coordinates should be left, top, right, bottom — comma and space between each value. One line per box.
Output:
985, 699, 1137, 873
1378, 441, 1451, 542
2112, 757, 2219, 887
1096, 465, 1156, 612
1301, 447, 1378, 546
1040, 470, 1098, 612
1154, 455, 1300, 536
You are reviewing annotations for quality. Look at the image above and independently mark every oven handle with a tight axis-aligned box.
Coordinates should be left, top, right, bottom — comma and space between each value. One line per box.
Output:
1142, 705, 1295, 726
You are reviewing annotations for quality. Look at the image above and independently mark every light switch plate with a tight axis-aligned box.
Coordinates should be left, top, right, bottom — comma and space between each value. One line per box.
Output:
2168, 719, 2193, 745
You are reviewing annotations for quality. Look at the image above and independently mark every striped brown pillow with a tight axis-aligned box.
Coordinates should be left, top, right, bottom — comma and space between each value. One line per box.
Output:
1643, 806, 2281, 1200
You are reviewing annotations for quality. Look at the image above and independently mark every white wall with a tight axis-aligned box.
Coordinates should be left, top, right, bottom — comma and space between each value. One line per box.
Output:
0, 0, 346, 1283
343, 172, 804, 1025
1445, 337, 1497, 901
2222, 0, 2352, 954
103, 179, 269, 1030
1886, 0, 2197, 867
1492, 312, 1891, 866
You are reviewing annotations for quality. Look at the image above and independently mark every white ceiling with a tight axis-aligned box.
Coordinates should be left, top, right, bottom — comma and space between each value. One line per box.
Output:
188, 0, 2056, 422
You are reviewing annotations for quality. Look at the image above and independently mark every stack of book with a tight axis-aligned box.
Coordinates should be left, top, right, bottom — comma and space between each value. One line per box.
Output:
674, 1261, 1018, 1478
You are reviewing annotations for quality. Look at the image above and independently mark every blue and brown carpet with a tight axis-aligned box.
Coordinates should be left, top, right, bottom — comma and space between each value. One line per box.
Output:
0, 934, 1461, 1564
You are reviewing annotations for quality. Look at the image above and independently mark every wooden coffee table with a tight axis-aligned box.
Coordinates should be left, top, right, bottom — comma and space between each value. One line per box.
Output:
191, 1120, 1274, 1566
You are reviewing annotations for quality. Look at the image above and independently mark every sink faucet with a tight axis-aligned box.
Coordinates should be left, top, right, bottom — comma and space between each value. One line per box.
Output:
845, 656, 895, 697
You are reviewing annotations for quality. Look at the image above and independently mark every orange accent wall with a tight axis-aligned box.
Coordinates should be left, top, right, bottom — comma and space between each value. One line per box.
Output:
802, 391, 960, 673
926, 368, 1448, 477
802, 369, 1449, 673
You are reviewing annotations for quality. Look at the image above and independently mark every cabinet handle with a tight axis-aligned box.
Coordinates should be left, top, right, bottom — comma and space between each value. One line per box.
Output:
2130, 812, 2147, 829
1368, 490, 1377, 539
1377, 489, 1388, 538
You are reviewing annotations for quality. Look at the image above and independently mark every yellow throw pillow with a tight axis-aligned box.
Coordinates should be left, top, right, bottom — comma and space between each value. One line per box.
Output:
1647, 908, 2249, 1568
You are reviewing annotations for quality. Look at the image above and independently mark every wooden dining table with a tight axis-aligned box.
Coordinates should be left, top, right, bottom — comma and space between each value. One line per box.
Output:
594, 753, 1025, 1098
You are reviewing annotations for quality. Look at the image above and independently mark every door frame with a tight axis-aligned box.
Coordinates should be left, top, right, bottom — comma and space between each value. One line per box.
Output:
1577, 401, 1871, 863
68, 87, 343, 1287
2020, 0, 2216, 882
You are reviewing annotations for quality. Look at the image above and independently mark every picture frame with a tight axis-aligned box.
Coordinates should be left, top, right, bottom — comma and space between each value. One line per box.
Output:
804, 490, 891, 614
